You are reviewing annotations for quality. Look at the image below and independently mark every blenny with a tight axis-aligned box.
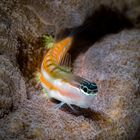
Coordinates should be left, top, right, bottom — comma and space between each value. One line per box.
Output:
40, 35, 98, 109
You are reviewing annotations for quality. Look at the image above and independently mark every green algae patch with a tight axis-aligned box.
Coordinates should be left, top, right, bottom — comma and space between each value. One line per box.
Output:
42, 34, 54, 49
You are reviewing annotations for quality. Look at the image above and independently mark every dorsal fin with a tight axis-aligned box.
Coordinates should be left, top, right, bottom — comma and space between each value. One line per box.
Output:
60, 52, 72, 72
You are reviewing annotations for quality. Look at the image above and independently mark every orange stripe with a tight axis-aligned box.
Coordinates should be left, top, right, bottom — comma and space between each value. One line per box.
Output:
52, 37, 73, 64
40, 72, 68, 97
42, 37, 73, 78
59, 86, 80, 100
40, 72, 79, 100
40, 73, 58, 91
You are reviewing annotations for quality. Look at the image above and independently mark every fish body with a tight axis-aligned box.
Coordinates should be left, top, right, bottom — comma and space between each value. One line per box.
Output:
40, 36, 98, 108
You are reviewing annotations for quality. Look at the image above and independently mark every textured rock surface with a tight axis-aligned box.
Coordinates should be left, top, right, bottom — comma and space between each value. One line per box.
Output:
0, 7, 27, 119
0, 55, 26, 118
0, 0, 140, 140
74, 29, 140, 139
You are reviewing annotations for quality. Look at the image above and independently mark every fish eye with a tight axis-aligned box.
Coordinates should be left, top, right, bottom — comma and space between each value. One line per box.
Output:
83, 87, 87, 92
80, 81, 98, 95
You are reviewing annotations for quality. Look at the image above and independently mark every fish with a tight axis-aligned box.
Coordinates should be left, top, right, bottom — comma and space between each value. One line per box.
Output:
40, 35, 98, 109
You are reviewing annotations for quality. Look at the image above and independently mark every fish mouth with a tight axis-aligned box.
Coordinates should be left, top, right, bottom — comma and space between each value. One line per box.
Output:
94, 88, 98, 93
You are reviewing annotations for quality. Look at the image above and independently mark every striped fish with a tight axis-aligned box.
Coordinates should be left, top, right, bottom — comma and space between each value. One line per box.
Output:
40, 36, 98, 108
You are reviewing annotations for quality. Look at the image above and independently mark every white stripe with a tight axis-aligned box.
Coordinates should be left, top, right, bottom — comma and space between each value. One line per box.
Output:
41, 66, 53, 82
